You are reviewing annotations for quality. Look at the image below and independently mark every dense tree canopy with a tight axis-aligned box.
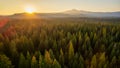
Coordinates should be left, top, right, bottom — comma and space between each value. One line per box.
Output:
0, 18, 120, 68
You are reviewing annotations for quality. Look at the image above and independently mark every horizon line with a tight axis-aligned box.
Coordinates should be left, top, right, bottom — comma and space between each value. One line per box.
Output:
0, 9, 120, 16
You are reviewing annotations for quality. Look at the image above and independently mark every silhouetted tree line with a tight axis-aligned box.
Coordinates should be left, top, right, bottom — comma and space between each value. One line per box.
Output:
0, 19, 120, 68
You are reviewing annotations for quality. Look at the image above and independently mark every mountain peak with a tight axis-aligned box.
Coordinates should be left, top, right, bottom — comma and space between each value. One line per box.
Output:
64, 9, 80, 14
71, 9, 79, 11
63, 9, 90, 14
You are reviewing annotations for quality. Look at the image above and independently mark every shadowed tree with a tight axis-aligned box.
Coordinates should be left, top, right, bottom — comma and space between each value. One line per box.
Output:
0, 54, 13, 68
78, 55, 84, 68
26, 51, 31, 68
52, 59, 61, 68
59, 48, 64, 67
18, 53, 26, 68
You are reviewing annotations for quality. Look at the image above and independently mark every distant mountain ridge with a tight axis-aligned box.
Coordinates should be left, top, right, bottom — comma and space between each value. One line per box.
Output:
0, 9, 120, 18
63, 9, 91, 14
63, 9, 120, 17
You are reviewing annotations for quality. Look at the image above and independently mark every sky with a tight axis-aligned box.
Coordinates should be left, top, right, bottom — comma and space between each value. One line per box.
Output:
0, 0, 120, 15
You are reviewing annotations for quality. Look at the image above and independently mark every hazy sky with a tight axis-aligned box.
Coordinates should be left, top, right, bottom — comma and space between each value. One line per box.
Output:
0, 0, 120, 15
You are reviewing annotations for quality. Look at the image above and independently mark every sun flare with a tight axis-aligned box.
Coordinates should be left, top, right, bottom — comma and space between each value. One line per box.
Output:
25, 6, 35, 14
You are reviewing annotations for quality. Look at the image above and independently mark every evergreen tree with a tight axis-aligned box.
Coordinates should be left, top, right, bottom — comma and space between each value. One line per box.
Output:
9, 40, 18, 68
0, 42, 4, 53
90, 55, 97, 68
68, 41, 74, 61
102, 27, 107, 38
18, 53, 26, 68
110, 56, 117, 68
98, 52, 106, 68
31, 56, 38, 68
49, 49, 55, 60
26, 51, 31, 68
39, 55, 44, 68
0, 34, 4, 42
0, 54, 13, 68
59, 48, 64, 67
78, 55, 84, 68
93, 33, 97, 45
72, 53, 79, 68
44, 50, 53, 64
52, 59, 61, 68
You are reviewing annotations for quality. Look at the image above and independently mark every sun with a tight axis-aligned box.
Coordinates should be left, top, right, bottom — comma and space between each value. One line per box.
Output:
25, 6, 35, 14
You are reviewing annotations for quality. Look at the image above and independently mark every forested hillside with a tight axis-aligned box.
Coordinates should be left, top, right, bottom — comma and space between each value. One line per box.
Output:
0, 18, 120, 68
